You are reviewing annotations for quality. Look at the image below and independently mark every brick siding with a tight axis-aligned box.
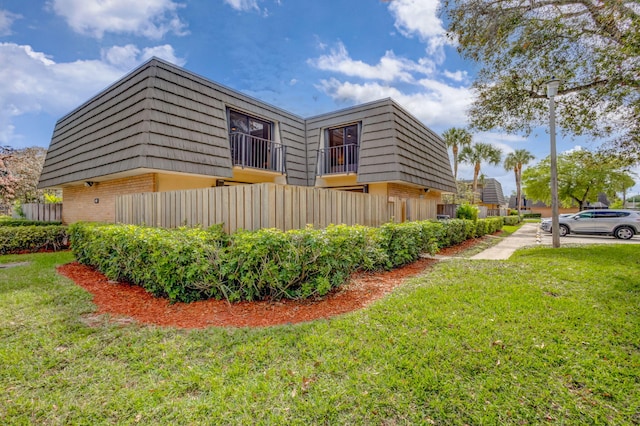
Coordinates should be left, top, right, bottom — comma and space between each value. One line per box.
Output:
62, 174, 156, 224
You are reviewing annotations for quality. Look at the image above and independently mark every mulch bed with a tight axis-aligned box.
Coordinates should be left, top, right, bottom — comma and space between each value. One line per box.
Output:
56, 236, 485, 329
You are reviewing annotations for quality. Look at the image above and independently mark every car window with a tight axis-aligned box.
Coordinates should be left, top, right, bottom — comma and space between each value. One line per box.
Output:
576, 212, 594, 219
594, 211, 620, 218
615, 212, 630, 217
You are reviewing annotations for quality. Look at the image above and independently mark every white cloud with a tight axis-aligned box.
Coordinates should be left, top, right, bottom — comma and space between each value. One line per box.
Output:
443, 70, 468, 82
309, 42, 434, 83
0, 9, 21, 36
0, 42, 184, 144
101, 44, 185, 69
386, 0, 451, 57
316, 77, 473, 129
224, 0, 259, 12
49, 0, 187, 39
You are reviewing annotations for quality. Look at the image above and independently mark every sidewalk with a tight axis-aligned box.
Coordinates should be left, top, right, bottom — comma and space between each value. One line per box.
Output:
470, 222, 541, 260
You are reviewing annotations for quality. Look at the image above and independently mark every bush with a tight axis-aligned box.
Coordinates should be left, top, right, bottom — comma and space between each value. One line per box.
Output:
503, 215, 521, 226
69, 223, 226, 302
0, 225, 69, 254
378, 221, 442, 267
522, 213, 542, 219
0, 218, 62, 227
456, 204, 478, 221
69, 217, 492, 303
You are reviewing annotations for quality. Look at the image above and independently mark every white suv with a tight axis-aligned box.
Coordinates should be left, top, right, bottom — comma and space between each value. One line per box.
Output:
540, 209, 640, 239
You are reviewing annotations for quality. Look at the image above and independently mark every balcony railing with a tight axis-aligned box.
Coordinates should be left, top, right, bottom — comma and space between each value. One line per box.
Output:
229, 132, 286, 174
317, 144, 359, 175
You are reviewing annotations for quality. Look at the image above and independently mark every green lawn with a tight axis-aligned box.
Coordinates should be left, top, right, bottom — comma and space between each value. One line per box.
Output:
1, 246, 639, 425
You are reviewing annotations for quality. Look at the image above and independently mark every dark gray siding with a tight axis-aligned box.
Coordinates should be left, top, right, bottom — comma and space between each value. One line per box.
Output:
306, 99, 397, 185
306, 99, 456, 192
147, 61, 307, 185
39, 59, 307, 188
390, 101, 456, 192
481, 178, 506, 205
38, 65, 153, 188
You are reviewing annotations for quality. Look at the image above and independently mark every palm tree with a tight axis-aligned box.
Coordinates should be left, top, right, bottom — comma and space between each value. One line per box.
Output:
442, 128, 472, 180
459, 142, 503, 201
504, 149, 535, 214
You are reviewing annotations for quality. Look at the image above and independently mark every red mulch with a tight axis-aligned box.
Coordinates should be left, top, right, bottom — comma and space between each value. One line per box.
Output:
56, 237, 484, 329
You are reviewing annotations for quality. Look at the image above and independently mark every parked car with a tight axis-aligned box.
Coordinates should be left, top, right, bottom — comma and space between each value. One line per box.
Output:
540, 209, 640, 239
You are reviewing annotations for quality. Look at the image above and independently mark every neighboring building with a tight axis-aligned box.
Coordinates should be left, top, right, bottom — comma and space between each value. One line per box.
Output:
38, 58, 456, 224
460, 178, 506, 211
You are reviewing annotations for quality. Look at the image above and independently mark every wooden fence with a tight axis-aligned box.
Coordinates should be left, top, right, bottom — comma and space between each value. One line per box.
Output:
21, 203, 63, 222
115, 183, 437, 233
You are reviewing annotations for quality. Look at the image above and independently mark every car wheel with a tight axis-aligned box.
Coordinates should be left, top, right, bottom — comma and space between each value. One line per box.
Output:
559, 224, 569, 237
614, 226, 634, 240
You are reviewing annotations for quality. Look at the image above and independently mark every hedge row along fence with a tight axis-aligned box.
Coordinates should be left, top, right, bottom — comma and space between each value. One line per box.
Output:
69, 216, 508, 303
0, 225, 69, 254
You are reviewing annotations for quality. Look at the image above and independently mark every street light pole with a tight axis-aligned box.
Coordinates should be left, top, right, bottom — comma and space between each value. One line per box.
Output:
547, 78, 561, 248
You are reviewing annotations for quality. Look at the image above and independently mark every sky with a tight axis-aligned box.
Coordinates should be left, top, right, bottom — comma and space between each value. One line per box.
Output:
1, 0, 637, 197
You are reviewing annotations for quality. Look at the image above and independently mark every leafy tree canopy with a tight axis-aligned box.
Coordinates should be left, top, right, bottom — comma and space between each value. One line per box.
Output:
522, 149, 635, 209
442, 0, 640, 161
0, 146, 55, 207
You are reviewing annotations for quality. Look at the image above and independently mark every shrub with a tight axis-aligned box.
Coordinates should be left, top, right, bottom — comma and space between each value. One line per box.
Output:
503, 215, 520, 226
378, 221, 442, 267
69, 223, 226, 302
522, 213, 542, 219
456, 204, 478, 221
0, 219, 62, 227
0, 225, 68, 254
69, 217, 487, 303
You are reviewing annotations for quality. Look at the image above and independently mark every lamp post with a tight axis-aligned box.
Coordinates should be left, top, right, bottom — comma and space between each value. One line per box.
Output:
547, 78, 561, 248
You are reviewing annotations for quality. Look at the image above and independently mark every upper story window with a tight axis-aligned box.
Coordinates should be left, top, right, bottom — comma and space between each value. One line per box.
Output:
229, 110, 272, 141
328, 124, 359, 148
319, 123, 360, 175
227, 109, 286, 173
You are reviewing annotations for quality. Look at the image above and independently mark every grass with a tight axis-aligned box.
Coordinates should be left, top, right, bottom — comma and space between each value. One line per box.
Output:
1, 246, 639, 424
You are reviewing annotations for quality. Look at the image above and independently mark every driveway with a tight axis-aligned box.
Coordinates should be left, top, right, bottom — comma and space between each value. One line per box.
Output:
470, 222, 640, 260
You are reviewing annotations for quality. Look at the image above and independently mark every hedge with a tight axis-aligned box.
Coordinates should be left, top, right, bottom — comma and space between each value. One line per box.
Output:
502, 215, 521, 226
522, 213, 542, 219
0, 225, 69, 254
0, 219, 62, 227
69, 217, 505, 303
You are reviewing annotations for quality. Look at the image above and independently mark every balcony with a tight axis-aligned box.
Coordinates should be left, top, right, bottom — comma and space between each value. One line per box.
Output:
317, 145, 359, 176
229, 132, 286, 174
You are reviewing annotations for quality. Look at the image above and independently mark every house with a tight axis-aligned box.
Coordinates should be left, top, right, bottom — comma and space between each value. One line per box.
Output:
38, 58, 456, 224
460, 178, 507, 214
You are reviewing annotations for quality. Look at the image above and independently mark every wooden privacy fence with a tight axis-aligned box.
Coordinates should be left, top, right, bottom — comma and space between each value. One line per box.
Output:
115, 183, 437, 233
21, 203, 63, 222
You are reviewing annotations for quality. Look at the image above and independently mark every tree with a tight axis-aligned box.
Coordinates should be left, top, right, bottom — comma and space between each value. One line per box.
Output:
0, 146, 18, 209
458, 142, 502, 199
442, 127, 472, 180
0, 146, 53, 209
612, 173, 636, 206
522, 149, 634, 210
441, 0, 640, 161
504, 149, 535, 213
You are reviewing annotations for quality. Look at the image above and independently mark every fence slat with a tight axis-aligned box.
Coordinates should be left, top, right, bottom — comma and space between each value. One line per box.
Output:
114, 183, 446, 233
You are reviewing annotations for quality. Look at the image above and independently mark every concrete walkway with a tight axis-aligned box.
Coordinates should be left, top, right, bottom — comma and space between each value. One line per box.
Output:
470, 222, 540, 260
470, 222, 640, 260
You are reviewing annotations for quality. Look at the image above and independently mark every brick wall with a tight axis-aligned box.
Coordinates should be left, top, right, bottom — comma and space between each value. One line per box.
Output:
62, 174, 156, 224
388, 183, 423, 199
387, 183, 442, 201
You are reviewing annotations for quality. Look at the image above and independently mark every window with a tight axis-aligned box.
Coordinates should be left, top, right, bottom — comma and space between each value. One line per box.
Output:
229, 110, 272, 141
324, 124, 360, 173
228, 110, 281, 171
328, 124, 358, 149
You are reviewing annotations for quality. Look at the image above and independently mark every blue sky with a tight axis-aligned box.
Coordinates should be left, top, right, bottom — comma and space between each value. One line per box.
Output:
1, 0, 636, 196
